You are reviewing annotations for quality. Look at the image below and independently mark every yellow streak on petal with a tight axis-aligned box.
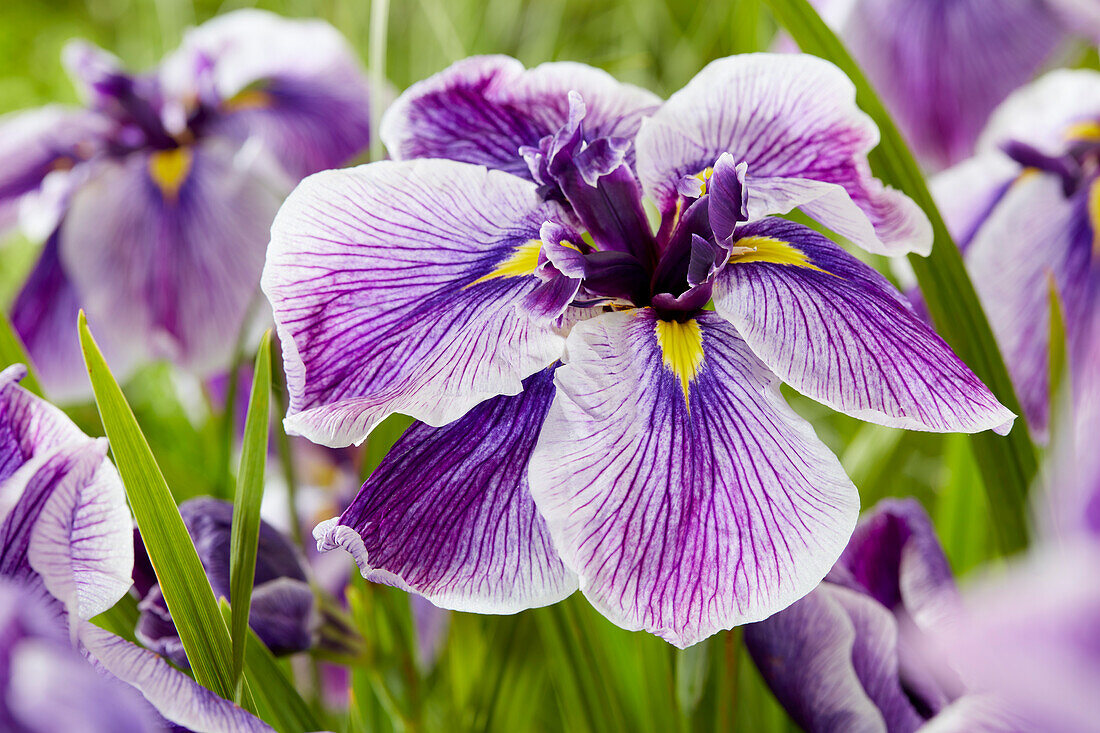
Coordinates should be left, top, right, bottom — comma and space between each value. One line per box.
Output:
224, 89, 274, 111
147, 147, 194, 201
727, 235, 828, 274
655, 317, 705, 408
1089, 178, 1100, 258
1065, 120, 1100, 142
466, 239, 543, 287
696, 166, 714, 195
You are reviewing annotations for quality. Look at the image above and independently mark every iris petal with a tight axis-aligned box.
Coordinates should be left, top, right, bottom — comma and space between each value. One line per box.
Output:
528, 309, 858, 648
712, 219, 1014, 435
635, 53, 931, 256
263, 159, 570, 447
315, 368, 577, 613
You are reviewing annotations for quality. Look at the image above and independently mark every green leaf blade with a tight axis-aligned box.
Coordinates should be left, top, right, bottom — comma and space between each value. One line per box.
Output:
761, 0, 1037, 552
0, 310, 43, 397
219, 602, 323, 733
77, 312, 240, 703
230, 331, 273, 695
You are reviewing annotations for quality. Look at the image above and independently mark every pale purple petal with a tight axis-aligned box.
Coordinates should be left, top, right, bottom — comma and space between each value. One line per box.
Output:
965, 171, 1094, 436
528, 309, 858, 647
745, 583, 925, 733
975, 70, 1100, 159
380, 55, 660, 177
711, 219, 1014, 435
10, 232, 107, 403
840, 0, 1066, 168
410, 596, 450, 671
1046, 0, 1100, 42
635, 54, 931, 256
162, 9, 373, 178
315, 368, 576, 613
78, 623, 276, 733
923, 543, 1100, 733
8, 638, 155, 733
0, 106, 109, 233
59, 137, 284, 378
263, 159, 569, 447
929, 153, 1018, 251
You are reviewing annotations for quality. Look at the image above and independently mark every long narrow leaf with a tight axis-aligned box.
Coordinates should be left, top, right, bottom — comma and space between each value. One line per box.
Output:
229, 331, 273, 696
219, 602, 323, 733
761, 0, 1037, 552
0, 310, 43, 396
78, 312, 240, 703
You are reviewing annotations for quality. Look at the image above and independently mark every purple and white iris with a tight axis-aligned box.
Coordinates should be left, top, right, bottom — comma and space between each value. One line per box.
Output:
3, 10, 372, 401
265, 54, 1013, 647
933, 68, 1100, 437
792, 0, 1100, 169
0, 364, 273, 731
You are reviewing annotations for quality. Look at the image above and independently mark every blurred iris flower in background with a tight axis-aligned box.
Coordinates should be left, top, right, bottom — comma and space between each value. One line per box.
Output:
264, 54, 1014, 648
792, 0, 1100, 169
933, 68, 1100, 437
2, 9, 372, 401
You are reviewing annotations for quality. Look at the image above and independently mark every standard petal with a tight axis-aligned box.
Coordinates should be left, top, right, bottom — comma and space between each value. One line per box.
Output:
78, 623, 275, 733
380, 55, 660, 177
59, 137, 284, 378
315, 368, 577, 613
162, 9, 373, 178
744, 583, 925, 733
965, 171, 1094, 435
840, 0, 1065, 168
712, 219, 1014, 435
528, 309, 858, 647
977, 69, 1100, 158
635, 54, 930, 256
263, 159, 569, 447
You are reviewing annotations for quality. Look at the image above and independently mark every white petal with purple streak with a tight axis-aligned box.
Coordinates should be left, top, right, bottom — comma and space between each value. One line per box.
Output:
965, 172, 1093, 435
635, 53, 930, 256
529, 309, 858, 647
264, 159, 570, 447
712, 219, 1014, 435
79, 623, 275, 732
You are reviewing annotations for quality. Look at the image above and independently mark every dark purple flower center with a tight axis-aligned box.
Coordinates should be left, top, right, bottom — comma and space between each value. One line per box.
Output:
527, 93, 748, 321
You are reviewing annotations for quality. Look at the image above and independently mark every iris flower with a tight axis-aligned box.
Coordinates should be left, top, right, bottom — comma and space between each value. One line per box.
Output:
265, 54, 1013, 647
792, 0, 1100, 168
932, 69, 1100, 436
2, 10, 372, 401
744, 499, 975, 732
0, 365, 272, 731
134, 497, 314, 667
